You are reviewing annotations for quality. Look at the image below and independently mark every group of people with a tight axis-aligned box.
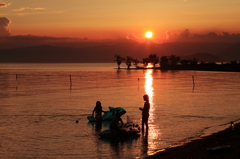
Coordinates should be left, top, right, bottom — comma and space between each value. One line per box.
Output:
92, 94, 150, 133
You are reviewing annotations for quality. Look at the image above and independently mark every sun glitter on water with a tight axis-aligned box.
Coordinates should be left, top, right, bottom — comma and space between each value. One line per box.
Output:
145, 31, 153, 38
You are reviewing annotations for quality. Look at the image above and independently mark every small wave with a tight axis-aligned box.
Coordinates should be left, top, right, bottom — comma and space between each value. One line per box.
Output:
178, 118, 240, 145
176, 115, 224, 120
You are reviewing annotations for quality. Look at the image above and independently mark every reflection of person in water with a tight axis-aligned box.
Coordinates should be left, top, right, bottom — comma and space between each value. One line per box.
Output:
139, 94, 150, 132
92, 101, 105, 121
95, 121, 102, 132
141, 127, 149, 155
110, 112, 124, 131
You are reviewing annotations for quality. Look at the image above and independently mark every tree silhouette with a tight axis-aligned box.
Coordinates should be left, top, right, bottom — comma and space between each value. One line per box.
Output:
169, 55, 180, 66
125, 56, 133, 69
132, 58, 140, 68
230, 60, 237, 65
114, 55, 125, 69
142, 58, 150, 67
189, 58, 198, 65
160, 56, 169, 68
148, 54, 159, 68
180, 59, 189, 65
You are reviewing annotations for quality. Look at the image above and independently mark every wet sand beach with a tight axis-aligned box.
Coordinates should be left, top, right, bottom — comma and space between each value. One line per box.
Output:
147, 123, 240, 159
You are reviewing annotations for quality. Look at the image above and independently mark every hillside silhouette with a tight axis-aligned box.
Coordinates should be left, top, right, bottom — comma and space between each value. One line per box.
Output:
0, 42, 239, 63
183, 53, 224, 62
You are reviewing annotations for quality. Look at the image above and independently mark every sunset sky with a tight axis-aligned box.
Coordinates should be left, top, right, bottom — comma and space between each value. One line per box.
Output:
1, 0, 240, 40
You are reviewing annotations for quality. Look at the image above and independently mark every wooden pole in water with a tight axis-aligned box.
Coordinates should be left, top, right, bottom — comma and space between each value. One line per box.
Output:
70, 75, 72, 88
138, 78, 139, 89
192, 75, 195, 90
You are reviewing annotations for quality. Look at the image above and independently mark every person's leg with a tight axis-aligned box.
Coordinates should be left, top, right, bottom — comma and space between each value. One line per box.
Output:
142, 116, 145, 133
95, 113, 102, 121
146, 118, 149, 131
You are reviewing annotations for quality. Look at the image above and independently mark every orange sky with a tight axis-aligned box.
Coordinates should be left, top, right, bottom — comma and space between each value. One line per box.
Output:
1, 0, 240, 40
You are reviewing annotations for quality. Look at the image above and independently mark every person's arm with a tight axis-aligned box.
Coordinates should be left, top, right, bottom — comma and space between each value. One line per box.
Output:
140, 101, 147, 111
139, 103, 146, 111
92, 107, 95, 117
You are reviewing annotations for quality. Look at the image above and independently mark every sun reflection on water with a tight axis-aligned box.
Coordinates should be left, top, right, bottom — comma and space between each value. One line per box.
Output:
144, 69, 154, 115
144, 69, 163, 156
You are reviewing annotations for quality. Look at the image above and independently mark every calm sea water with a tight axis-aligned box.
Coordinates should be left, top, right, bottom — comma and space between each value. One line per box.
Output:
0, 63, 240, 159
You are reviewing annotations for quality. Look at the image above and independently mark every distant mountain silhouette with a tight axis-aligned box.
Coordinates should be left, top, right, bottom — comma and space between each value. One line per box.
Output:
0, 45, 113, 63
0, 42, 239, 63
217, 43, 240, 61
183, 52, 223, 62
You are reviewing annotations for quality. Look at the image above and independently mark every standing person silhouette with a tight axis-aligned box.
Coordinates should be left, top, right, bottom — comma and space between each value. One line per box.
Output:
92, 101, 104, 121
139, 94, 150, 132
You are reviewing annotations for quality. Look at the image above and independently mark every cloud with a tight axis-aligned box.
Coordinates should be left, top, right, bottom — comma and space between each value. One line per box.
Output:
166, 29, 240, 43
12, 10, 65, 16
126, 33, 138, 41
0, 3, 11, 8
166, 30, 179, 40
166, 31, 172, 39
179, 29, 190, 38
13, 7, 45, 11
0, 17, 11, 36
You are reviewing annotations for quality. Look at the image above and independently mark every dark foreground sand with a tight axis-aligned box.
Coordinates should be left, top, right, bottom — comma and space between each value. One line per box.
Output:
147, 123, 240, 159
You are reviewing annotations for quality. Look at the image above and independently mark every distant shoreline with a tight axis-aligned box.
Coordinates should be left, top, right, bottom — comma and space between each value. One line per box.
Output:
117, 64, 240, 72
1, 62, 239, 72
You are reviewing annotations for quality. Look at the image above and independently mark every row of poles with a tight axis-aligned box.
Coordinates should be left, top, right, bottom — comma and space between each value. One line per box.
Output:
15, 74, 195, 90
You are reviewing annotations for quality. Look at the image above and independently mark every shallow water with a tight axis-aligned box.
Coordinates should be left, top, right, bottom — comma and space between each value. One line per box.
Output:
0, 63, 240, 159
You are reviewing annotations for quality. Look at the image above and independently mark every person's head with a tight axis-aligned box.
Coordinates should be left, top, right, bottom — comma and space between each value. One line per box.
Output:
143, 94, 149, 101
96, 101, 101, 107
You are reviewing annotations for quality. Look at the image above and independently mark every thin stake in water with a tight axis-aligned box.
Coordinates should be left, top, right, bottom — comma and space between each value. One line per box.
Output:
192, 75, 195, 90
70, 75, 72, 90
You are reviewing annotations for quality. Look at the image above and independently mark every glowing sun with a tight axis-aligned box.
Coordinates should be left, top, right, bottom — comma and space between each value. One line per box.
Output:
145, 31, 153, 38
